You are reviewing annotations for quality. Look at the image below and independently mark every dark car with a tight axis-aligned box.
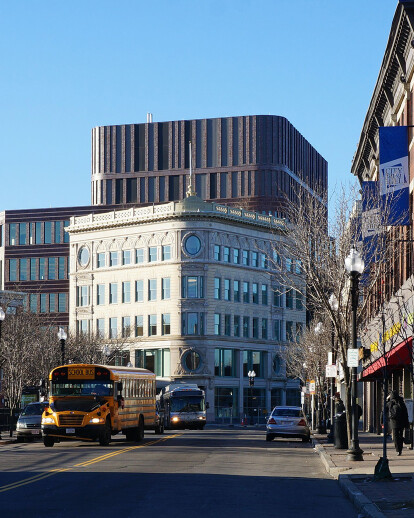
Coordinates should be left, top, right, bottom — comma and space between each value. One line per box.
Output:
16, 401, 49, 442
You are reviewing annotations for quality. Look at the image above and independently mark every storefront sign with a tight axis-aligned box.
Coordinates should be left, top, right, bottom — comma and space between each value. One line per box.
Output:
347, 349, 359, 367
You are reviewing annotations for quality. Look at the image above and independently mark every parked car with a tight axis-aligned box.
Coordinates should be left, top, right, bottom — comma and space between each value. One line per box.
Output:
266, 406, 310, 442
16, 402, 49, 442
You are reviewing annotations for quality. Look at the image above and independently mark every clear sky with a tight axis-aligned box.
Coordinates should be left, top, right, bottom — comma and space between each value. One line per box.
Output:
0, 0, 398, 212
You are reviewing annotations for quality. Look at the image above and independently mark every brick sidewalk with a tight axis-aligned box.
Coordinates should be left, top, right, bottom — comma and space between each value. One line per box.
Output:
314, 431, 414, 518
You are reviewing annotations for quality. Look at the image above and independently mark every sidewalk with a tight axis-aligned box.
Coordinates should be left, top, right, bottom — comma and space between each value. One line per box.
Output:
313, 431, 414, 518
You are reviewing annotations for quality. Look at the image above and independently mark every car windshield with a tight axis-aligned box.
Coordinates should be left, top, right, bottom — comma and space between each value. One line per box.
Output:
171, 396, 204, 412
272, 408, 302, 418
51, 381, 113, 397
21, 403, 48, 416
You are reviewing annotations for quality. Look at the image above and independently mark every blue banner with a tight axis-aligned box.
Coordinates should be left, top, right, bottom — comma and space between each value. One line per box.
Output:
379, 126, 410, 226
360, 181, 380, 286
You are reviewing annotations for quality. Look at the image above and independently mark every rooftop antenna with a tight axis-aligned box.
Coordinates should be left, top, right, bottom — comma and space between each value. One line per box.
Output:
186, 141, 196, 197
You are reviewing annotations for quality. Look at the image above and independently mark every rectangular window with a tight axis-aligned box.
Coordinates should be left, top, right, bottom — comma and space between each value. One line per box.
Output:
296, 291, 303, 310
39, 258, 46, 280
58, 257, 65, 279
40, 293, 47, 313
224, 314, 231, 336
233, 248, 240, 264
122, 317, 131, 338
162, 313, 171, 335
296, 260, 303, 275
234, 280, 240, 302
296, 322, 303, 341
251, 251, 258, 267
214, 313, 221, 335
286, 321, 294, 341
78, 286, 89, 307
261, 284, 268, 305
149, 314, 157, 336
8, 259, 17, 281
214, 278, 221, 299
261, 318, 268, 339
286, 289, 294, 309
30, 294, 37, 313
252, 317, 259, 338
122, 281, 131, 303
55, 221, 62, 244
184, 312, 199, 335
122, 250, 131, 265
162, 278, 170, 300
148, 279, 157, 301
49, 293, 56, 312
162, 245, 171, 261
243, 282, 249, 303
220, 172, 227, 198
110, 251, 118, 267
109, 283, 118, 304
135, 315, 144, 337
19, 223, 26, 245
48, 258, 56, 280
224, 279, 231, 301
9, 223, 17, 245
109, 317, 118, 338
242, 250, 249, 265
136, 248, 144, 264
35, 222, 42, 244
252, 283, 258, 303
214, 245, 221, 261
243, 350, 263, 378
274, 320, 281, 341
234, 315, 240, 337
97, 284, 105, 305
30, 258, 36, 280
135, 280, 144, 302
97, 252, 105, 268
63, 221, 70, 243
215, 349, 236, 377
182, 276, 204, 298
58, 293, 66, 312
260, 253, 267, 269
20, 258, 27, 281
223, 246, 230, 263
149, 247, 157, 262
44, 221, 52, 244
243, 316, 249, 338
286, 258, 293, 272
273, 286, 282, 307
97, 318, 105, 337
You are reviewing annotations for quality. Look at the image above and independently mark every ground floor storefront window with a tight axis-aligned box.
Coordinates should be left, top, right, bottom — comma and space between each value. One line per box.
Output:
215, 387, 239, 422
243, 388, 266, 424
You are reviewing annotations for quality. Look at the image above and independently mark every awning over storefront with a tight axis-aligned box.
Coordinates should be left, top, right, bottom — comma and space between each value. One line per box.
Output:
359, 337, 412, 381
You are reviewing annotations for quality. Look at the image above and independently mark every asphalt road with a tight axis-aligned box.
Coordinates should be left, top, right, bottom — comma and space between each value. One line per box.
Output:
0, 428, 357, 518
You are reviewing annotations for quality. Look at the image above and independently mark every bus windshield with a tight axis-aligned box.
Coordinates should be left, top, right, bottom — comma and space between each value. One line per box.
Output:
51, 381, 114, 397
171, 396, 204, 412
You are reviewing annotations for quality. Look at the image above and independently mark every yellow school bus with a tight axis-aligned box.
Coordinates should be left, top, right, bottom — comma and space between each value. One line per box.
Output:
41, 364, 156, 447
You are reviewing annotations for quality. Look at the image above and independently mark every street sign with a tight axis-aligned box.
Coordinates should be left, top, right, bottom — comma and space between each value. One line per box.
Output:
328, 352, 333, 365
309, 380, 315, 394
347, 348, 359, 367
326, 364, 337, 377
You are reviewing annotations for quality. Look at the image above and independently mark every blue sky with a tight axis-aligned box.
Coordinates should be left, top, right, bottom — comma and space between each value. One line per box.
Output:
0, 0, 397, 212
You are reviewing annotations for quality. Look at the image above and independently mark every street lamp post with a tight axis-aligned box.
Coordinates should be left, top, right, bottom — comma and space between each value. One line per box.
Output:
314, 322, 326, 434
327, 294, 339, 443
248, 370, 256, 425
57, 327, 67, 365
0, 307, 5, 341
345, 248, 364, 462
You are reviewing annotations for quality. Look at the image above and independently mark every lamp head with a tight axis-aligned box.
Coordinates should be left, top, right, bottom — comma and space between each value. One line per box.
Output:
345, 248, 364, 275
57, 327, 67, 341
329, 293, 339, 311
0, 307, 5, 322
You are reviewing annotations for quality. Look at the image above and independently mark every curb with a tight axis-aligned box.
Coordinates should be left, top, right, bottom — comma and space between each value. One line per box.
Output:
313, 438, 385, 518
338, 475, 386, 518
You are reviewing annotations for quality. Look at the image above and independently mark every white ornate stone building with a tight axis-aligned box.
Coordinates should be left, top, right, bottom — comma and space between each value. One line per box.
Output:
67, 195, 304, 422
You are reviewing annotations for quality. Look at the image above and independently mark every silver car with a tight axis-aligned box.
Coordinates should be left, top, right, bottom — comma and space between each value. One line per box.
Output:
16, 402, 49, 442
266, 406, 310, 442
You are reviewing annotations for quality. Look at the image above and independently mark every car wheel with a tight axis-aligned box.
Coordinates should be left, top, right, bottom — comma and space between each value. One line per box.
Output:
302, 435, 311, 443
266, 435, 274, 442
99, 420, 111, 446
16, 436, 25, 443
137, 417, 144, 442
43, 436, 55, 447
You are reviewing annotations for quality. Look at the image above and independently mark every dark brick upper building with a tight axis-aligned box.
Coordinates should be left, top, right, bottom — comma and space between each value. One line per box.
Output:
91, 115, 327, 216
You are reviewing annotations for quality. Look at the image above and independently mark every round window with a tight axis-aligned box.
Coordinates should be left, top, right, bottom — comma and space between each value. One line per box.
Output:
183, 350, 201, 372
184, 235, 201, 255
273, 355, 282, 374
78, 246, 90, 267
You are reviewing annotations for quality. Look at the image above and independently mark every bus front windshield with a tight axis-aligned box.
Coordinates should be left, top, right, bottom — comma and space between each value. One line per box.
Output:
171, 396, 205, 412
51, 381, 114, 397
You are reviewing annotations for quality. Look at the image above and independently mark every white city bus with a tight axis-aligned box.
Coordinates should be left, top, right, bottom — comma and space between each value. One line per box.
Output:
159, 384, 206, 430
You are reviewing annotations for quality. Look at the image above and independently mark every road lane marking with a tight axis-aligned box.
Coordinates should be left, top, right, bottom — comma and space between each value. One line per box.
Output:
0, 434, 182, 493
